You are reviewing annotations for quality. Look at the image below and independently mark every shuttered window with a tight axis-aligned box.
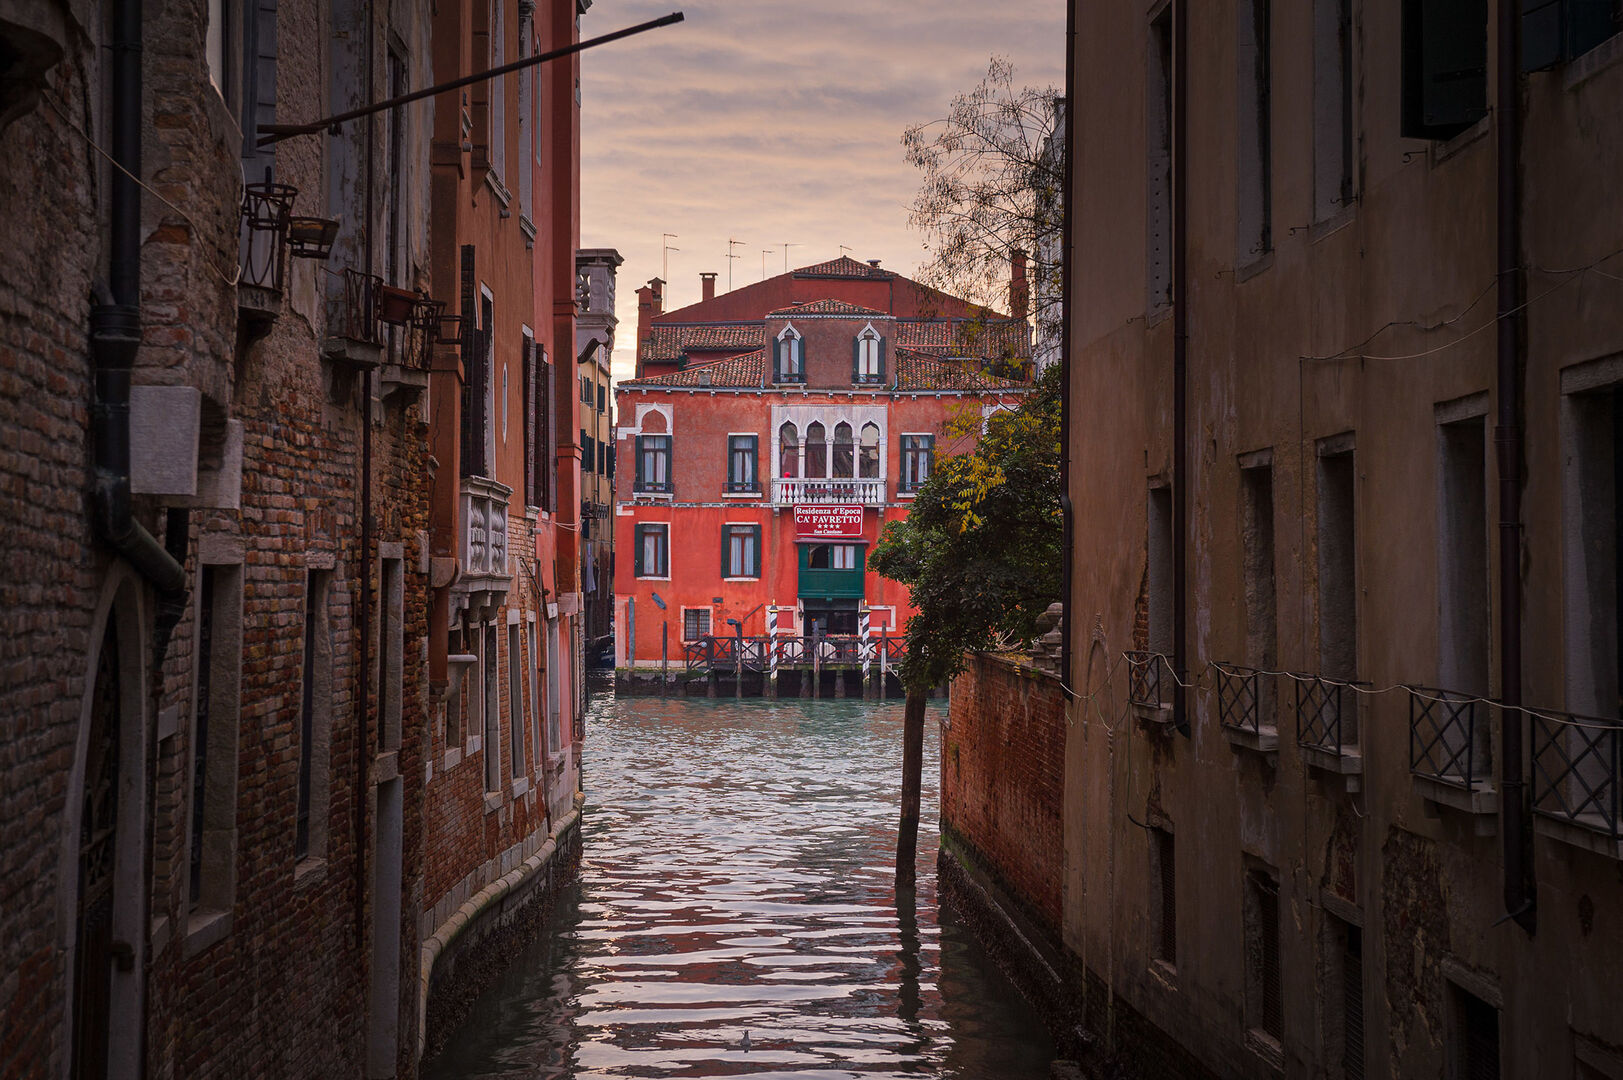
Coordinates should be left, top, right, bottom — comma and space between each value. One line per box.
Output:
1150, 827, 1176, 966
635, 435, 671, 493
900, 435, 935, 491
1450, 983, 1501, 1080
1400, 0, 1488, 140
723, 524, 761, 578
633, 524, 669, 578
853, 327, 886, 384
727, 436, 758, 492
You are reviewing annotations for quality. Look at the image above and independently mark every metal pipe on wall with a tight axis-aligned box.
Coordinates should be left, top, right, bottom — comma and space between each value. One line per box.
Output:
1171, 0, 1189, 736
1059, 0, 1075, 702
1496, 0, 1535, 935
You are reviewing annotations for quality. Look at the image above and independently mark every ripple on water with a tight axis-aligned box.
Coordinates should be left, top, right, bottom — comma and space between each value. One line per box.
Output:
424, 696, 1054, 1079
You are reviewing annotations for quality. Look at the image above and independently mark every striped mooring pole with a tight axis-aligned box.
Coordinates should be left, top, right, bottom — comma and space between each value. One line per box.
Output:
859, 607, 872, 695
767, 606, 779, 689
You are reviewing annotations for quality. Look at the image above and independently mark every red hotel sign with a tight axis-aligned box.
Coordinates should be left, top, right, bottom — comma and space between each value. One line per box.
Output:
794, 504, 865, 539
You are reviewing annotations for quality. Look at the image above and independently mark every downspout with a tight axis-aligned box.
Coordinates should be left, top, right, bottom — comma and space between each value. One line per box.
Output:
1496, 0, 1535, 934
353, 0, 377, 952
1059, 1, 1075, 701
92, 0, 185, 596
1170, 0, 1189, 735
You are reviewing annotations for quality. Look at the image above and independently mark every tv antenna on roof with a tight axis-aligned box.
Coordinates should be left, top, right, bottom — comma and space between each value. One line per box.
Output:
662, 233, 679, 284
781, 242, 797, 274
838, 244, 852, 258
727, 238, 744, 291
762, 249, 773, 281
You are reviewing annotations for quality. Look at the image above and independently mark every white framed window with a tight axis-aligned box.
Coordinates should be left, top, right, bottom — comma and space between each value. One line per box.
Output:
775, 323, 804, 382
855, 323, 884, 383
682, 607, 712, 641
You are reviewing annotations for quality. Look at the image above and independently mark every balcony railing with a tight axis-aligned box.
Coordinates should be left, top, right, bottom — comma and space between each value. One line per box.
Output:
460, 476, 513, 580
1125, 651, 1170, 711
1532, 708, 1622, 843
682, 634, 905, 674
329, 267, 384, 347
1214, 663, 1270, 734
1408, 687, 1491, 792
772, 478, 885, 505
1294, 674, 1363, 758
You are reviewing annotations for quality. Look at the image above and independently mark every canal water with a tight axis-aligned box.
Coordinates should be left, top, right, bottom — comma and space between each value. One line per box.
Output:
426, 689, 1054, 1079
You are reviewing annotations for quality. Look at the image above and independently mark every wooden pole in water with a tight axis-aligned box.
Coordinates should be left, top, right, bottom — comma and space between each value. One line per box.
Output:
896, 688, 926, 888
661, 621, 668, 694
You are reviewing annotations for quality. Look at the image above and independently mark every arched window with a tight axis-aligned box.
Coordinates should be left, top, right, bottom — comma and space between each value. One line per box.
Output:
859, 422, 880, 478
805, 422, 827, 478
854, 324, 884, 383
775, 324, 804, 383
832, 422, 854, 478
779, 422, 799, 478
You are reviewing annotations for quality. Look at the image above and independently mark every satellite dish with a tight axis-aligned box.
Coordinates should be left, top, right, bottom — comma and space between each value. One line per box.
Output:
650, 592, 667, 610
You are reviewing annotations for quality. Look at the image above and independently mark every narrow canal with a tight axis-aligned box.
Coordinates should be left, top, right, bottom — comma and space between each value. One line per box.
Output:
426, 688, 1054, 1079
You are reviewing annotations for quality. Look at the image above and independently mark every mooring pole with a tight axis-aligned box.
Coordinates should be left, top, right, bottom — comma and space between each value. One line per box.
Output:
661, 620, 668, 694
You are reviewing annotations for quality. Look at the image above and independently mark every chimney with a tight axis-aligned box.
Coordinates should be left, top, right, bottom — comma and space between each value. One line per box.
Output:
635, 277, 665, 373
867, 259, 882, 268
1010, 249, 1029, 321
700, 272, 717, 302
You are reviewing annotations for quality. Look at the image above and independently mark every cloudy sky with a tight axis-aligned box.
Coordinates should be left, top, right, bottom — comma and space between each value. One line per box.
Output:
579, 0, 1066, 382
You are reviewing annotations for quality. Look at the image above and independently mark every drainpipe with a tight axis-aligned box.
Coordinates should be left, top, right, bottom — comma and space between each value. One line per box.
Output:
353, 0, 377, 953
1496, 0, 1535, 935
92, 0, 185, 596
1170, 0, 1189, 736
1059, 1, 1074, 701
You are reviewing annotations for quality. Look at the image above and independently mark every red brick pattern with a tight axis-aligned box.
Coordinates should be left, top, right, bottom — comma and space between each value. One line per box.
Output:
942, 654, 1066, 943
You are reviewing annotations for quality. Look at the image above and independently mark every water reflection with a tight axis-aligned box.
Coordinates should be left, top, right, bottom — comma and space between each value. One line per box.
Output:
426, 693, 1052, 1079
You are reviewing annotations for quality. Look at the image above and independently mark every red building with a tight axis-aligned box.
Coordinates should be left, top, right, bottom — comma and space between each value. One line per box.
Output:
614, 260, 1030, 681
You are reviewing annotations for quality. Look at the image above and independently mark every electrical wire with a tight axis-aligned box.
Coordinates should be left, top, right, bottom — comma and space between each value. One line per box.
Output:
42, 91, 243, 288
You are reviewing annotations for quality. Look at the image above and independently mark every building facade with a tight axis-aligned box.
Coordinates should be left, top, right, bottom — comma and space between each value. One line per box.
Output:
0, 0, 595, 1074
576, 248, 621, 656
1050, 1, 1623, 1078
614, 264, 1029, 683
419, 0, 586, 1053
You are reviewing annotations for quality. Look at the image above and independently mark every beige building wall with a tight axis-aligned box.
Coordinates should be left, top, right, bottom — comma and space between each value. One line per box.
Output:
1067, 2, 1623, 1077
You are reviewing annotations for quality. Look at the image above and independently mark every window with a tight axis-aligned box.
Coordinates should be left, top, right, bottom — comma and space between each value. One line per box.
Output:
832, 422, 854, 478
1237, 0, 1272, 259
635, 434, 671, 493
1315, 0, 1358, 218
192, 561, 243, 913
446, 626, 464, 748
780, 422, 800, 479
1146, 5, 1173, 311
1147, 483, 1174, 671
775, 324, 804, 382
1244, 869, 1283, 1044
1401, 0, 1488, 142
1241, 456, 1277, 721
634, 523, 669, 577
724, 524, 761, 578
517, 23, 531, 219
522, 335, 535, 505
536, 346, 554, 511
379, 557, 403, 753
1318, 439, 1357, 685
728, 435, 759, 492
385, 48, 408, 286
581, 375, 591, 403
206, 0, 232, 97
1437, 408, 1489, 698
545, 619, 561, 756
598, 442, 606, 476
583, 433, 596, 477
1562, 378, 1621, 721
598, 383, 606, 412
854, 325, 885, 383
490, 0, 505, 181
859, 422, 880, 479
808, 544, 858, 570
509, 622, 525, 779
1324, 913, 1365, 1080
1149, 826, 1176, 967
1524, 0, 1623, 69
805, 422, 828, 478
483, 624, 500, 793
527, 618, 541, 774
900, 434, 934, 491
1448, 981, 1501, 1080
683, 608, 711, 641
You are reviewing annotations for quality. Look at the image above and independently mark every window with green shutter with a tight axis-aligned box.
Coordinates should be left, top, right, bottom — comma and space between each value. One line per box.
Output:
727, 435, 759, 492
635, 435, 671, 493
900, 434, 935, 491
634, 524, 669, 577
723, 524, 761, 578
854, 325, 885, 384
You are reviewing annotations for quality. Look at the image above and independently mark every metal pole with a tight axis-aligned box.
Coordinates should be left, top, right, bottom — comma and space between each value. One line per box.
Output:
861, 608, 872, 699
767, 606, 778, 698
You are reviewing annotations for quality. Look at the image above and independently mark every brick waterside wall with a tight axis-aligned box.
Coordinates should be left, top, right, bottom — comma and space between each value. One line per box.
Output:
941, 652, 1066, 945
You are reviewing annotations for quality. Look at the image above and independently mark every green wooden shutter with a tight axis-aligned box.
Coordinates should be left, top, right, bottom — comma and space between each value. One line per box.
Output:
634, 524, 645, 576
878, 337, 887, 383
722, 525, 733, 577
750, 525, 762, 577
852, 335, 861, 383
634, 436, 645, 488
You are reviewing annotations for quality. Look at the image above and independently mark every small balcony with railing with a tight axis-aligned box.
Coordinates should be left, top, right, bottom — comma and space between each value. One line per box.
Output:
1407, 687, 1497, 826
1124, 651, 1176, 731
1532, 707, 1623, 860
453, 476, 513, 624
1213, 662, 1278, 758
771, 478, 885, 505
1294, 674, 1364, 787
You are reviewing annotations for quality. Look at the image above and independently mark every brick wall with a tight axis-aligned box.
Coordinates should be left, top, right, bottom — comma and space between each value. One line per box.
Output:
942, 651, 1066, 945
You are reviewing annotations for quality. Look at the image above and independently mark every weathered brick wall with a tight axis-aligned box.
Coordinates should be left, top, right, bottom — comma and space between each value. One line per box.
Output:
942, 651, 1066, 944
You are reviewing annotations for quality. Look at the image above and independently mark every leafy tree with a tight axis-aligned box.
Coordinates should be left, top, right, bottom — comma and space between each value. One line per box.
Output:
902, 57, 1065, 358
870, 362, 1063, 883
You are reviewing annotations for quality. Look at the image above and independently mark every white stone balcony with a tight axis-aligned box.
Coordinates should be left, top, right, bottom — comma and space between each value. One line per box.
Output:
454, 475, 513, 623
771, 478, 885, 505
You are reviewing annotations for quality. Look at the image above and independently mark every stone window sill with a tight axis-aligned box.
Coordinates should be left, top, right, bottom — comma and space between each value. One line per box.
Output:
294, 857, 327, 891
1413, 774, 1497, 834
1245, 1029, 1284, 1073
484, 791, 504, 814
1533, 811, 1623, 861
1300, 743, 1362, 792
1223, 724, 1279, 761
444, 747, 463, 771
511, 776, 530, 798
183, 908, 232, 958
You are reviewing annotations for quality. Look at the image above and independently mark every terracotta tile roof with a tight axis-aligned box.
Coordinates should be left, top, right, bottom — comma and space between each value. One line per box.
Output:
792, 255, 895, 279
622, 350, 766, 388
896, 318, 1031, 358
894, 349, 1028, 392
639, 323, 763, 363
767, 299, 890, 317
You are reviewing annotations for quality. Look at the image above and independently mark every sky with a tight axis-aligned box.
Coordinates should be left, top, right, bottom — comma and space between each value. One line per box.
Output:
579, 0, 1066, 384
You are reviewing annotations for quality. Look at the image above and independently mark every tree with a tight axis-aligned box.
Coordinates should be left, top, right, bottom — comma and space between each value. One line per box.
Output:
902, 57, 1065, 367
869, 363, 1064, 884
